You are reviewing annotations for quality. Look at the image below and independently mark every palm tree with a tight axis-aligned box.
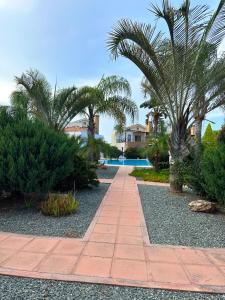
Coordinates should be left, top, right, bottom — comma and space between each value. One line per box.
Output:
108, 0, 225, 192
13, 69, 90, 131
79, 75, 138, 161
141, 79, 167, 137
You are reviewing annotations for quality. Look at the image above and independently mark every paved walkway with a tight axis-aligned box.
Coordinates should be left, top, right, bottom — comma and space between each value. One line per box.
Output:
0, 167, 224, 294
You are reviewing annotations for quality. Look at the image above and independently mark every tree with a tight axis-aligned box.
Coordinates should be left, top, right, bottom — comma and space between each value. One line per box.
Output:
79, 76, 138, 161
202, 123, 217, 146
108, 0, 225, 192
141, 79, 167, 137
192, 46, 225, 161
13, 69, 90, 131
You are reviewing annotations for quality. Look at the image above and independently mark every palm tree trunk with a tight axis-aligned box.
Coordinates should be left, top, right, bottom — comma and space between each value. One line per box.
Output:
194, 116, 204, 162
88, 110, 95, 162
169, 117, 189, 193
153, 112, 159, 137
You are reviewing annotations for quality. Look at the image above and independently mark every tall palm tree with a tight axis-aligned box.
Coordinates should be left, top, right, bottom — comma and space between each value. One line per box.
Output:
108, 0, 225, 192
79, 75, 138, 161
13, 69, 90, 131
141, 79, 167, 137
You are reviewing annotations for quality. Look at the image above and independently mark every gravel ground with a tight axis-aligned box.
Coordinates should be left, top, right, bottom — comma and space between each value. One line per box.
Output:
0, 276, 224, 300
0, 184, 109, 238
138, 185, 225, 248
96, 166, 119, 179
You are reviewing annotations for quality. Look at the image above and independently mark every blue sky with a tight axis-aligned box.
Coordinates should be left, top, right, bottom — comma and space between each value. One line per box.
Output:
0, 0, 224, 142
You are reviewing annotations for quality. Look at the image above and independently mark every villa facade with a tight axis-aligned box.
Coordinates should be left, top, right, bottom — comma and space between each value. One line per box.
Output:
111, 123, 150, 151
64, 116, 104, 139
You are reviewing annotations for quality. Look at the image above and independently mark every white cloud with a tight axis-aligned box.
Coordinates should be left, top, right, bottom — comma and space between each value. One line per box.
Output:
0, 0, 38, 13
0, 79, 15, 106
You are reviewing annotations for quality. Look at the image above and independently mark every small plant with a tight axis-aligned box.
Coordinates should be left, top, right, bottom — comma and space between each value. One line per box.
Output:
130, 168, 169, 183
40, 193, 78, 217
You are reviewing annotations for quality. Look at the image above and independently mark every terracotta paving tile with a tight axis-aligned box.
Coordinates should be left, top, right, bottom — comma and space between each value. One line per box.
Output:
149, 262, 190, 285
111, 258, 148, 281
0, 234, 9, 242
175, 248, 211, 265
115, 244, 145, 260
119, 217, 142, 226
22, 238, 59, 253
53, 240, 85, 255
118, 225, 142, 237
2, 251, 45, 271
207, 252, 225, 266
0, 236, 32, 250
93, 224, 117, 234
83, 242, 114, 258
97, 216, 118, 225
185, 264, 225, 286
101, 205, 120, 212
117, 235, 143, 245
89, 233, 116, 243
74, 256, 112, 277
146, 247, 179, 263
99, 210, 120, 218
220, 266, 225, 275
0, 248, 15, 265
120, 211, 141, 218
37, 255, 78, 274
120, 206, 140, 212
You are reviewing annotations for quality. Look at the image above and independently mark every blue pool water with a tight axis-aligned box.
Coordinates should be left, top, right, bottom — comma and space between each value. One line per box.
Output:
101, 159, 151, 167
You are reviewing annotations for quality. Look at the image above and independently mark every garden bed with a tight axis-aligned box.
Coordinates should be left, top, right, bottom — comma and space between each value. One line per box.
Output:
0, 184, 109, 238
130, 168, 169, 183
96, 166, 119, 179
139, 185, 225, 248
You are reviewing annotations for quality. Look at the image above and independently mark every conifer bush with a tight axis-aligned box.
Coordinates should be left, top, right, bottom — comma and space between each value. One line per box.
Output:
0, 109, 74, 195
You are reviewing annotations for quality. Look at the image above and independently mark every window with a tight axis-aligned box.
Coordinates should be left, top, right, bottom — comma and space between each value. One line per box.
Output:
135, 135, 141, 142
127, 134, 131, 142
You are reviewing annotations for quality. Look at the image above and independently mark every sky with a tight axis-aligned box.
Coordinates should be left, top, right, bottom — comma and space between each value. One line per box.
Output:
0, 0, 224, 142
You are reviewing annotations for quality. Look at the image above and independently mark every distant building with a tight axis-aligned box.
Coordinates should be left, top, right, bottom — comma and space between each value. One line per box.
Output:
112, 123, 150, 151
64, 115, 104, 139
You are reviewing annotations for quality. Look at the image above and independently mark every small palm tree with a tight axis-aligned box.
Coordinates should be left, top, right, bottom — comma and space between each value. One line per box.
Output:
108, 0, 225, 192
79, 75, 138, 161
13, 69, 90, 131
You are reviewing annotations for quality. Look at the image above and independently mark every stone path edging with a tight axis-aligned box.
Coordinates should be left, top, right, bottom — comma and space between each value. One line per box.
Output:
0, 167, 224, 294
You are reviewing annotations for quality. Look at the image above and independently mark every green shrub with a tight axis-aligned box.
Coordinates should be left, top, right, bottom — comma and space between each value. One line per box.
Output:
0, 109, 74, 194
54, 155, 99, 191
41, 193, 78, 217
124, 147, 144, 159
130, 168, 169, 183
200, 145, 225, 205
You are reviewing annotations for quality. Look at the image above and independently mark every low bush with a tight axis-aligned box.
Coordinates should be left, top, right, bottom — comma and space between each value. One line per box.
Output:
130, 168, 169, 183
124, 147, 144, 159
41, 193, 78, 217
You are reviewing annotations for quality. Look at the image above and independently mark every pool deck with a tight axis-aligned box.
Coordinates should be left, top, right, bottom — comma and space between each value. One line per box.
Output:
0, 167, 224, 294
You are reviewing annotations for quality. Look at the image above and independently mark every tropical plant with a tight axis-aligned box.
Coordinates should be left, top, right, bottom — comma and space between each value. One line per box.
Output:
141, 79, 167, 137
79, 76, 138, 161
144, 133, 169, 171
108, 0, 225, 192
13, 69, 90, 131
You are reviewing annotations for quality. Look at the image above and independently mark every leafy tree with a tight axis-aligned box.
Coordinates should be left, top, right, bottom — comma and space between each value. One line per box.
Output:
79, 76, 138, 161
108, 0, 225, 192
13, 69, 90, 131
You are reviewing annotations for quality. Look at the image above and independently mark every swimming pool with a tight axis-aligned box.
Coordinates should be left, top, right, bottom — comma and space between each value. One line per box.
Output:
100, 159, 151, 167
